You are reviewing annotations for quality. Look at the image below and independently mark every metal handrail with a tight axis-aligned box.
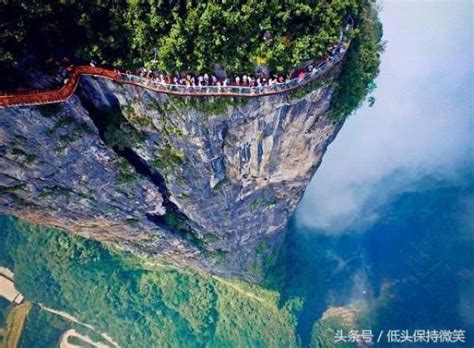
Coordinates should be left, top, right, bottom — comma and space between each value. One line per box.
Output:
0, 22, 353, 107
116, 54, 339, 97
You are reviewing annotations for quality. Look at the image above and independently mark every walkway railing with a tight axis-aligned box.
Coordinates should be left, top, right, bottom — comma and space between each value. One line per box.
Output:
0, 22, 352, 108
117, 51, 344, 98
0, 66, 120, 108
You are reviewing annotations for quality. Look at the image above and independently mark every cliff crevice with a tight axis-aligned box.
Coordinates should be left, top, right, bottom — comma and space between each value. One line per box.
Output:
0, 67, 343, 280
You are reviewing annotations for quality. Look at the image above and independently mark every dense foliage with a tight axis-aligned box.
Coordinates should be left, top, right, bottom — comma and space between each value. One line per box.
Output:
0, 216, 298, 347
329, 0, 384, 119
0, 175, 471, 346
20, 307, 75, 348
2, 0, 357, 75
0, 297, 9, 328
0, 0, 382, 119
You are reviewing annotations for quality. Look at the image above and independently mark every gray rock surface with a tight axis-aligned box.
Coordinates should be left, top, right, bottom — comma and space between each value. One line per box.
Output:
0, 72, 343, 281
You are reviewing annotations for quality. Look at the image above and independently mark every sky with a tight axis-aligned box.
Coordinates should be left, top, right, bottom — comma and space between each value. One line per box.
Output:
296, 0, 473, 233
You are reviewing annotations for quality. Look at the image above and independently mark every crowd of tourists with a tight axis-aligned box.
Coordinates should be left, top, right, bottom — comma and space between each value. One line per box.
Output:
112, 42, 347, 90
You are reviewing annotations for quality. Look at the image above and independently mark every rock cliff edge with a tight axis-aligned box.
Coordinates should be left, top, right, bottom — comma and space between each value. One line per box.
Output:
0, 71, 343, 281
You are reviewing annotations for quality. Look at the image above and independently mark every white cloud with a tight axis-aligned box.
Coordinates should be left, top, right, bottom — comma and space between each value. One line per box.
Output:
296, 0, 473, 233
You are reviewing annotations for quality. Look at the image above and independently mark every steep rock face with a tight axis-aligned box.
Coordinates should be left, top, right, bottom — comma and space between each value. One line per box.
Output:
0, 72, 342, 280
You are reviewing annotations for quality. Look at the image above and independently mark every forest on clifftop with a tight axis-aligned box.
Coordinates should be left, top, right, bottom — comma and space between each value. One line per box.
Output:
0, 0, 383, 119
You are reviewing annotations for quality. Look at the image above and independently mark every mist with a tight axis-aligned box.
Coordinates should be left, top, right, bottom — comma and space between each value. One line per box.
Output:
296, 0, 473, 233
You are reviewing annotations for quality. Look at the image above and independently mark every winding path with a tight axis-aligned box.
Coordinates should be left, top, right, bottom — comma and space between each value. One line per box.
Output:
59, 329, 112, 348
0, 23, 352, 108
0, 54, 342, 108
39, 304, 119, 347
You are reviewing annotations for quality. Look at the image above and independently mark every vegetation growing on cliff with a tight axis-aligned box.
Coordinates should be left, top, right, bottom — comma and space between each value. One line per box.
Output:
2, 0, 358, 75
329, 0, 384, 120
0, 1, 382, 119
1, 178, 470, 346
20, 307, 86, 348
101, 110, 145, 151
0, 216, 298, 347
152, 143, 185, 170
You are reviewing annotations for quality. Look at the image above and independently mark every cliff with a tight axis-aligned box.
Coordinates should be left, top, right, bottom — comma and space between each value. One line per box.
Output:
0, 70, 342, 280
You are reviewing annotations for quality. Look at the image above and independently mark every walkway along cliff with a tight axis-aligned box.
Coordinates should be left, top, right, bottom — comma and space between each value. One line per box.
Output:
0, 28, 352, 281
0, 21, 352, 108
0, 56, 341, 107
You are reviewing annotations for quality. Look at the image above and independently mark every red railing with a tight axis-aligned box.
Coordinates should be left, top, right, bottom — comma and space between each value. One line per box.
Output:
0, 22, 353, 108
0, 55, 342, 108
0, 66, 120, 107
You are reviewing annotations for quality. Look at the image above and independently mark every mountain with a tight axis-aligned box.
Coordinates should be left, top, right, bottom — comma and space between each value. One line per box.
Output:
0, 69, 343, 281
0, 0, 382, 281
